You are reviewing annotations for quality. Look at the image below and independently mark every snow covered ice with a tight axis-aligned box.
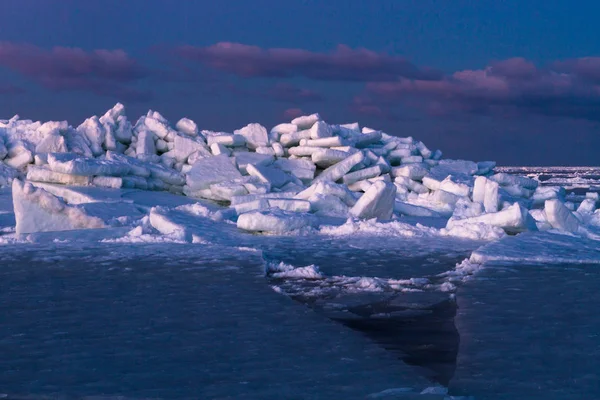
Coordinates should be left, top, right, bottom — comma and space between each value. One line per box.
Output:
2, 103, 600, 398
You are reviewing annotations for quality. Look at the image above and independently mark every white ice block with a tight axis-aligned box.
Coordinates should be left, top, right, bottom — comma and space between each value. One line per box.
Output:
311, 149, 349, 168
237, 209, 315, 233
447, 203, 533, 234
545, 199, 581, 233
394, 201, 441, 217
235, 123, 269, 149
490, 173, 539, 190
246, 164, 291, 188
136, 130, 156, 156
267, 198, 311, 213
342, 165, 383, 185
309, 121, 333, 139
233, 152, 274, 174
77, 116, 105, 156
27, 166, 92, 186
308, 193, 349, 217
288, 146, 322, 157
47, 154, 130, 177
391, 164, 429, 180
176, 118, 198, 136
207, 134, 246, 147
473, 176, 499, 213
172, 134, 211, 162
303, 136, 344, 148
185, 154, 242, 190
291, 113, 320, 129
270, 123, 298, 135
439, 177, 470, 197
279, 130, 312, 147
315, 151, 365, 183
35, 132, 68, 154
92, 176, 122, 189
12, 179, 106, 234
350, 181, 396, 220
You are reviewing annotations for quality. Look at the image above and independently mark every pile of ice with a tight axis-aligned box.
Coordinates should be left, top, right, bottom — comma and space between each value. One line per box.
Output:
2, 103, 599, 239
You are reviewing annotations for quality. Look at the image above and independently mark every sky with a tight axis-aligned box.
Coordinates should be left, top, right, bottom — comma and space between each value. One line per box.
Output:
1, 0, 599, 165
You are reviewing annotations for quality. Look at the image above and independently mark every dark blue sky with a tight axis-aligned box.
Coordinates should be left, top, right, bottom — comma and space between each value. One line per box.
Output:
1, 0, 599, 165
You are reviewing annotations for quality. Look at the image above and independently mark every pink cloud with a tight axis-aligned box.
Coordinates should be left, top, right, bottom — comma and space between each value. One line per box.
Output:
364, 57, 600, 120
172, 42, 442, 82
0, 42, 149, 101
283, 108, 304, 119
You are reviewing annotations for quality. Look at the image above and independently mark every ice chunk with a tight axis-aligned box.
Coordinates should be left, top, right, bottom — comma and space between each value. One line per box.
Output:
350, 181, 396, 220
114, 115, 133, 144
122, 176, 149, 190
532, 186, 566, 205
391, 164, 428, 180
136, 130, 156, 156
237, 209, 315, 233
210, 142, 230, 156
308, 193, 349, 217
64, 128, 93, 157
176, 118, 198, 136
0, 163, 18, 187
315, 151, 365, 183
355, 131, 382, 148
472, 176, 499, 213
296, 181, 358, 206
27, 166, 92, 186
279, 130, 312, 147
12, 180, 106, 234
476, 161, 496, 175
447, 203, 534, 234
302, 136, 344, 148
578, 198, 596, 214
272, 158, 315, 181
4, 148, 33, 169
233, 198, 269, 214
545, 199, 581, 233
394, 201, 441, 217
272, 142, 285, 157
105, 152, 151, 177
209, 181, 249, 201
439, 177, 470, 197
288, 146, 322, 157
47, 153, 130, 176
267, 198, 311, 212
35, 132, 68, 154
233, 152, 274, 174
270, 123, 298, 135
311, 149, 349, 168
143, 116, 171, 140
489, 172, 539, 190
235, 123, 269, 149
185, 154, 242, 190
77, 116, 105, 156
291, 113, 320, 129
309, 121, 332, 139
246, 164, 291, 188
207, 133, 246, 147
172, 134, 211, 162
400, 155, 423, 164
342, 166, 383, 185
92, 176, 122, 189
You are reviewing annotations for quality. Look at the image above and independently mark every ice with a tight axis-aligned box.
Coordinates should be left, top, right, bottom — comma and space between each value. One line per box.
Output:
287, 146, 322, 157
77, 116, 105, 156
315, 151, 365, 183
171, 134, 211, 162
234, 123, 269, 150
27, 166, 92, 186
233, 152, 274, 174
279, 130, 312, 147
296, 181, 358, 207
4, 148, 33, 169
308, 193, 350, 217
92, 176, 123, 189
309, 120, 333, 139
12, 179, 106, 234
135, 130, 156, 156
206, 133, 246, 147
394, 201, 442, 218
273, 158, 315, 181
391, 164, 429, 180
175, 118, 198, 136
270, 122, 298, 135
343, 165, 383, 185
447, 203, 534, 234
311, 148, 350, 168
267, 198, 312, 213
47, 153, 130, 176
489, 172, 538, 190
291, 113, 320, 129
246, 164, 291, 188
302, 136, 344, 148
544, 199, 581, 233
350, 181, 396, 220
472, 176, 499, 213
35, 131, 68, 153
237, 209, 315, 233
185, 154, 242, 191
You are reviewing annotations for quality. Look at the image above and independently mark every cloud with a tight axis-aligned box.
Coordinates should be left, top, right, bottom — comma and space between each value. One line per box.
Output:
364, 57, 600, 121
171, 42, 442, 82
283, 108, 304, 120
0, 42, 150, 101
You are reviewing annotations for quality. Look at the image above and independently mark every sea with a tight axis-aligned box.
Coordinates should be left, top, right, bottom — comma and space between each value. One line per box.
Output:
1, 167, 599, 399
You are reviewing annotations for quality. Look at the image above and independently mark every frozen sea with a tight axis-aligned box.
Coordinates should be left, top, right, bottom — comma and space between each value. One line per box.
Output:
1, 167, 600, 399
